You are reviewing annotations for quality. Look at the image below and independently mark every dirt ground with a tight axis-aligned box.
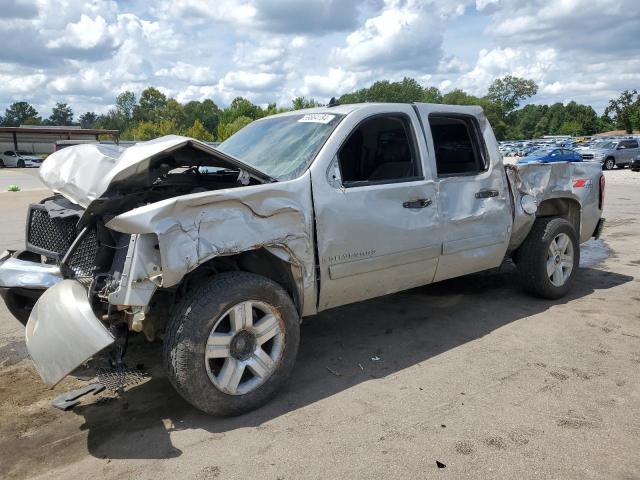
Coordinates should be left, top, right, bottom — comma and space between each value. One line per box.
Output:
0, 168, 639, 480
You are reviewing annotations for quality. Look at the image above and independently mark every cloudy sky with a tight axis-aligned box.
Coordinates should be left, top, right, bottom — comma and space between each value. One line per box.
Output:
1, 0, 639, 117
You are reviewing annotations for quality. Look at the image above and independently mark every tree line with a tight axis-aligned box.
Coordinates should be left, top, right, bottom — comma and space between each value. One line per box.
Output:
1, 77, 638, 141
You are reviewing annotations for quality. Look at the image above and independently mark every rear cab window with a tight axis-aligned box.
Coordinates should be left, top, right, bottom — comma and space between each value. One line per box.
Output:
427, 114, 488, 176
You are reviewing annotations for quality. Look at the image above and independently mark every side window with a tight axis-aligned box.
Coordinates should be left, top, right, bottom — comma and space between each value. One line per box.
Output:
4, 151, 14, 156
628, 140, 639, 149
428, 115, 487, 176
338, 115, 420, 186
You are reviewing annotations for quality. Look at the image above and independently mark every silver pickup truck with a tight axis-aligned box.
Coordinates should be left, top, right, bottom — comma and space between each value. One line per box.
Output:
0, 103, 605, 415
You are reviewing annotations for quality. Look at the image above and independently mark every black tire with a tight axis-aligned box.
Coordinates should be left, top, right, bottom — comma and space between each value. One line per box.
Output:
603, 157, 615, 170
516, 217, 579, 299
0, 290, 34, 326
17, 159, 25, 168
163, 271, 300, 416
0, 159, 4, 168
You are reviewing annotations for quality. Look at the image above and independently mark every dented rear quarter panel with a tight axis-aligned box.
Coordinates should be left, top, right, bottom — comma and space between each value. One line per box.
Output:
506, 161, 603, 250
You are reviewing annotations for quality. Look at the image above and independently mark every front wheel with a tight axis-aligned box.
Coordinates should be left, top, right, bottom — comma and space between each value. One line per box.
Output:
516, 217, 579, 299
603, 158, 615, 170
17, 159, 25, 168
163, 271, 300, 416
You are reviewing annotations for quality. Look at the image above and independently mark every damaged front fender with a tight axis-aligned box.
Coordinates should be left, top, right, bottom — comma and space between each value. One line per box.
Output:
105, 174, 316, 315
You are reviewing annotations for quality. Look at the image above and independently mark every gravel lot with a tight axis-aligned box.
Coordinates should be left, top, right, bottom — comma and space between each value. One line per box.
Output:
0, 168, 639, 480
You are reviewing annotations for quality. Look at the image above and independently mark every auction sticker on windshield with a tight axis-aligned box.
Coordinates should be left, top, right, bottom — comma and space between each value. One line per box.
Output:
298, 114, 336, 124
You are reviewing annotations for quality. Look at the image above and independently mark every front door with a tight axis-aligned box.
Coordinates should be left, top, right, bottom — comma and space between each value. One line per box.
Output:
414, 104, 512, 282
311, 106, 441, 311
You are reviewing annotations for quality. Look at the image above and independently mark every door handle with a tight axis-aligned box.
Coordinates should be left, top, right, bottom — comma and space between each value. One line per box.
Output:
403, 198, 432, 209
475, 189, 499, 199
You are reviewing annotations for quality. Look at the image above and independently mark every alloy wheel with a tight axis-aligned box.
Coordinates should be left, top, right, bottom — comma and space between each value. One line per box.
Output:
204, 300, 285, 395
546, 233, 574, 287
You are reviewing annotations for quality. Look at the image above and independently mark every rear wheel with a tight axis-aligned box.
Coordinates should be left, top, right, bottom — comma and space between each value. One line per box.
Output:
603, 157, 615, 170
163, 271, 300, 416
0, 159, 4, 168
516, 217, 579, 299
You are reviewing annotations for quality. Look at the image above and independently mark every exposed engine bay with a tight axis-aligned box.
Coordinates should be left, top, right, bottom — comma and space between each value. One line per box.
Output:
19, 140, 267, 348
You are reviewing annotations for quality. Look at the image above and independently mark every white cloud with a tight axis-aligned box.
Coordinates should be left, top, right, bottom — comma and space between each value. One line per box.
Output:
301, 67, 371, 97
331, 0, 447, 71
0, 0, 637, 116
156, 63, 216, 86
222, 71, 285, 91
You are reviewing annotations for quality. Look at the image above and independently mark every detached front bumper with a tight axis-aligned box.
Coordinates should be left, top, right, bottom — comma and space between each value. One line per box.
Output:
26, 280, 115, 387
0, 250, 115, 387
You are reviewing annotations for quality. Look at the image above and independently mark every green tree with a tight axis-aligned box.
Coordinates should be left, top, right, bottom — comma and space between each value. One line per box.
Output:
220, 97, 264, 124
422, 86, 443, 103
2, 101, 41, 126
78, 111, 98, 129
596, 113, 615, 133
338, 77, 433, 104
47, 102, 74, 125
605, 89, 639, 133
442, 89, 481, 105
161, 99, 186, 127
133, 87, 167, 123
115, 91, 136, 125
486, 75, 538, 116
184, 119, 214, 141
558, 120, 582, 136
217, 116, 252, 141
292, 97, 320, 110
123, 119, 178, 141
184, 99, 220, 136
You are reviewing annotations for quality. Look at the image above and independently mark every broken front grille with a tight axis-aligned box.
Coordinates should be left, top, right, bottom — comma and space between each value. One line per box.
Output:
26, 204, 77, 259
26, 203, 100, 278
67, 227, 100, 277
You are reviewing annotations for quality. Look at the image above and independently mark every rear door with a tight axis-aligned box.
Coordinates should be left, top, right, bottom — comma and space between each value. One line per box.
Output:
310, 105, 442, 310
414, 104, 512, 282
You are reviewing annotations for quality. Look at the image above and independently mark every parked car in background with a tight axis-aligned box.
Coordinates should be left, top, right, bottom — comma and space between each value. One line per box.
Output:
631, 155, 640, 172
516, 147, 582, 164
580, 139, 640, 170
0, 150, 44, 168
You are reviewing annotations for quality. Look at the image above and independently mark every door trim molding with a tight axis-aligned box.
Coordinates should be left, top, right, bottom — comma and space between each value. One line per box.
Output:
442, 232, 507, 255
328, 244, 441, 280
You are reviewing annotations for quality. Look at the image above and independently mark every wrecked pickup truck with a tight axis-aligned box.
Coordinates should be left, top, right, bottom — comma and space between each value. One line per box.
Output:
0, 103, 605, 415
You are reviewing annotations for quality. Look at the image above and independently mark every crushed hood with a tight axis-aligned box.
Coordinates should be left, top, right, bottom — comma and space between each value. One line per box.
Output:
39, 135, 274, 208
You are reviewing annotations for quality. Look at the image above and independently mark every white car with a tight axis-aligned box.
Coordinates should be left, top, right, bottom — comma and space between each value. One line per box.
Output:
0, 150, 44, 168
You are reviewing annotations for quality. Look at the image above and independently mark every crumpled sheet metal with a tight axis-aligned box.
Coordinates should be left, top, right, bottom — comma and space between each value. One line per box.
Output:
505, 161, 601, 249
39, 135, 266, 208
106, 175, 315, 314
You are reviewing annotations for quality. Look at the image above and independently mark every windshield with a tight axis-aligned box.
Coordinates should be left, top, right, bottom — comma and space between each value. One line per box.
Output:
216, 113, 343, 180
595, 141, 616, 149
529, 148, 553, 157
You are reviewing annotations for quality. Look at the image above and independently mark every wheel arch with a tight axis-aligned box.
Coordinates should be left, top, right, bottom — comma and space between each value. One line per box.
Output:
536, 196, 581, 237
182, 248, 304, 316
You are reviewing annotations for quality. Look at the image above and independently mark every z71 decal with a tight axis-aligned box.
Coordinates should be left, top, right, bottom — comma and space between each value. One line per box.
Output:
573, 179, 593, 188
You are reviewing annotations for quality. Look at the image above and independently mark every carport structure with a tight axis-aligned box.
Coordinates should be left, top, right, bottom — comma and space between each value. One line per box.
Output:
0, 126, 119, 154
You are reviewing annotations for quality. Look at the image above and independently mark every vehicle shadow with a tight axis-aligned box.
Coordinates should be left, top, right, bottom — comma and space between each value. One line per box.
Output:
72, 264, 633, 460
